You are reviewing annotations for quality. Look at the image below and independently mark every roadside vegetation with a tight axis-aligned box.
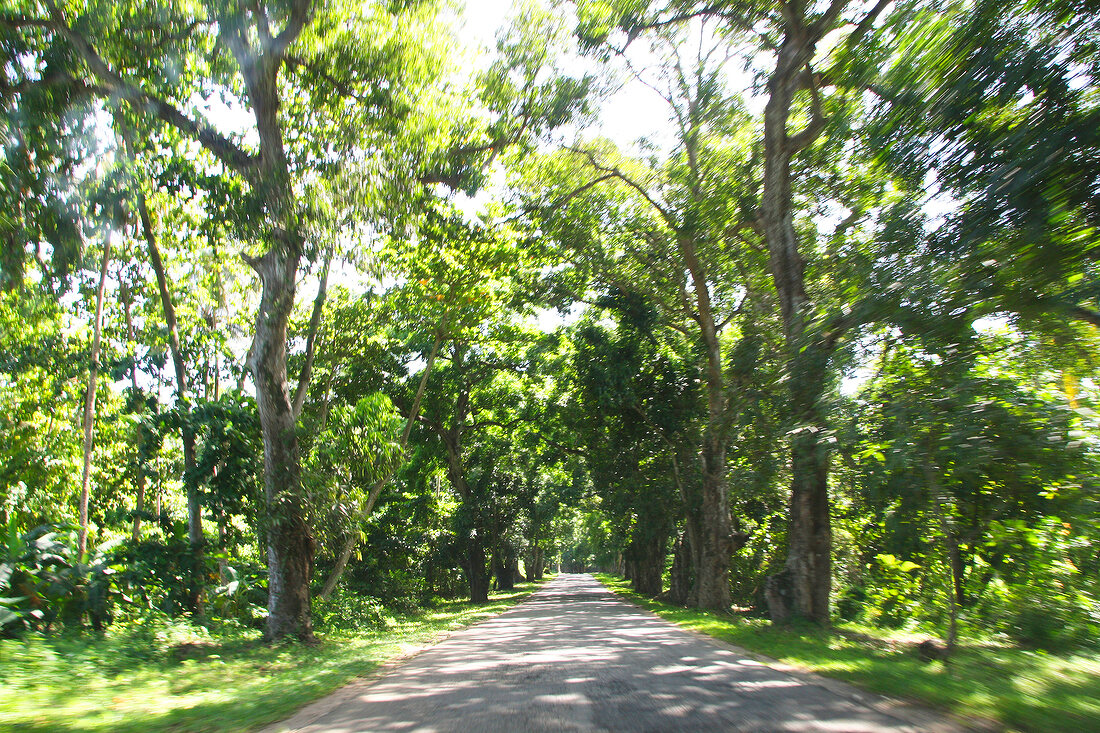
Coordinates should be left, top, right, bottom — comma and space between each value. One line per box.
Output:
598, 574, 1100, 733
2, 1, 1098, 729
0, 580, 547, 733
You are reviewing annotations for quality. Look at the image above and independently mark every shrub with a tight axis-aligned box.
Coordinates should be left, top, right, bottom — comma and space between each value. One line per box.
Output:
312, 589, 391, 632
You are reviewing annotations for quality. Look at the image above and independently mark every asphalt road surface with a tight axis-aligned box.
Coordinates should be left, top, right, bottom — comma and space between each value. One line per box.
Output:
269, 574, 966, 733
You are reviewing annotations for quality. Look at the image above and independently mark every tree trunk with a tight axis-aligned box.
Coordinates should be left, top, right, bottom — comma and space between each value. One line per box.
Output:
694, 438, 733, 610
676, 233, 735, 611
759, 19, 834, 626
121, 285, 146, 544
466, 535, 490, 603
508, 551, 523, 585
630, 530, 666, 597
667, 525, 697, 606
524, 546, 537, 582
250, 245, 315, 643
316, 330, 445, 600
138, 193, 204, 610
77, 235, 111, 557
493, 549, 514, 591
922, 446, 959, 659
777, 405, 832, 622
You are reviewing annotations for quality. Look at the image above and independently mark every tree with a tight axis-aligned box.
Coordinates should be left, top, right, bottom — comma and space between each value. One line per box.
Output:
519, 17, 776, 607
3, 0, 522, 639
569, 298, 690, 596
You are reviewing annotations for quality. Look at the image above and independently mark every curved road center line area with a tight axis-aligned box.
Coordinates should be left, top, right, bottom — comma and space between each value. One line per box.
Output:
269, 574, 967, 733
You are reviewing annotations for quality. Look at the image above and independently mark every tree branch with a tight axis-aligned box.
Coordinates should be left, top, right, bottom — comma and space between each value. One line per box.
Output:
0, 12, 53, 28
43, 2, 256, 175
291, 246, 333, 420
271, 0, 311, 60
786, 66, 826, 153
842, 0, 892, 54
568, 146, 678, 229
1071, 305, 1100, 329
813, 0, 851, 38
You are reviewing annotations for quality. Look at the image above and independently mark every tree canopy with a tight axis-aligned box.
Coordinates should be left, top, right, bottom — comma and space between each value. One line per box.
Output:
1, 0, 1098, 657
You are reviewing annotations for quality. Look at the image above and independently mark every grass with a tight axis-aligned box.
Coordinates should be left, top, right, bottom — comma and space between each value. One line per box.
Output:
595, 573, 1100, 733
0, 579, 548, 733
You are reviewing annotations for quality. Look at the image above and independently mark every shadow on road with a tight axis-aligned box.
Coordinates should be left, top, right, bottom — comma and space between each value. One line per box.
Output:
283, 574, 960, 733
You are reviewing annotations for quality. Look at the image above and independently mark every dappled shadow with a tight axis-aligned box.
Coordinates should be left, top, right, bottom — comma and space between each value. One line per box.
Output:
290, 574, 936, 733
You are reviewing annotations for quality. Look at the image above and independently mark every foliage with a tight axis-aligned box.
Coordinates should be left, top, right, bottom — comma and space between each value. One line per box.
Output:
311, 588, 392, 632
0, 580, 548, 733
1, 523, 117, 634
0, 4, 1099, 730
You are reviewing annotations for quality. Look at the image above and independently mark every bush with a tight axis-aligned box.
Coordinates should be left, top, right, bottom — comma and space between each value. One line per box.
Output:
1, 523, 119, 634
986, 518, 1100, 649
312, 589, 391, 632
860, 553, 925, 629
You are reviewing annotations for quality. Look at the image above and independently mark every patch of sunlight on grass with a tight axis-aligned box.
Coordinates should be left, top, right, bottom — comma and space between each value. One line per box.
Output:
594, 572, 1100, 733
0, 579, 547, 733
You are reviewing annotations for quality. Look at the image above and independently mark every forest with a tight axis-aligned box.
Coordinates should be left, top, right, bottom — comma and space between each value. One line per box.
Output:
1, 0, 1099, 729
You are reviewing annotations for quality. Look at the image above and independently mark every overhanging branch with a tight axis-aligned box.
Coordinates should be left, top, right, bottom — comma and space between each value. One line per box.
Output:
42, 2, 257, 175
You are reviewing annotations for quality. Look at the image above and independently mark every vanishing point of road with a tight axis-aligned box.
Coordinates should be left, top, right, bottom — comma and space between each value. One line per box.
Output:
267, 574, 968, 733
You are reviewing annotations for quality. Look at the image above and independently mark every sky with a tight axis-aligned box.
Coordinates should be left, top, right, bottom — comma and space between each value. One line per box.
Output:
456, 0, 677, 153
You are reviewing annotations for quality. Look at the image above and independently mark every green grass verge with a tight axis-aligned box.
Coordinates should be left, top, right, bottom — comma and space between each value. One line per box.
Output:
0, 579, 549, 733
595, 573, 1100, 733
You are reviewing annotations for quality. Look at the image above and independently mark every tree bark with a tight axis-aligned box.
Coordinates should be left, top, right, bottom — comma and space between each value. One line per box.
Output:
759, 15, 835, 626
250, 245, 315, 642
466, 534, 490, 603
680, 234, 735, 611
77, 234, 110, 557
667, 525, 696, 606
121, 283, 146, 543
493, 547, 514, 591
138, 194, 203, 552
629, 530, 666, 597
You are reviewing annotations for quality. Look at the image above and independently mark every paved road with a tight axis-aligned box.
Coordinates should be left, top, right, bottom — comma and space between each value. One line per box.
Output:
270, 574, 966, 733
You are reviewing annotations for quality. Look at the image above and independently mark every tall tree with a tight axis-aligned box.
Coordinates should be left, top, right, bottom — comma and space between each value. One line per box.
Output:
519, 18, 771, 607
3, 0, 532, 639
77, 234, 110, 556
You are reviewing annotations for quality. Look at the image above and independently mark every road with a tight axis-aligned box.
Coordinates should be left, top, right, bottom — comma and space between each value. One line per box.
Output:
268, 574, 966, 733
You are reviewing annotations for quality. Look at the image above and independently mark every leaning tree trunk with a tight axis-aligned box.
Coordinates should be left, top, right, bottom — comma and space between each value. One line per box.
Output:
317, 330, 444, 600
139, 193, 203, 611
77, 235, 111, 557
121, 284, 147, 543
